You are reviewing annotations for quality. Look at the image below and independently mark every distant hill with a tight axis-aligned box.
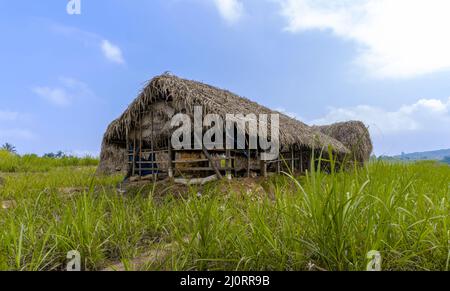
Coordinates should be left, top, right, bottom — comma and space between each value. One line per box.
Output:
380, 148, 450, 164
394, 149, 450, 161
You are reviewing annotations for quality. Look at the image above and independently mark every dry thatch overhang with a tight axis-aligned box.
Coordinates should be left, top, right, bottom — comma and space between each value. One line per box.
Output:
103, 73, 350, 154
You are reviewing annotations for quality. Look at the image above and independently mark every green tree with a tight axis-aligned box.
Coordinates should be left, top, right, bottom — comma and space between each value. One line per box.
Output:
43, 151, 67, 159
1, 143, 16, 154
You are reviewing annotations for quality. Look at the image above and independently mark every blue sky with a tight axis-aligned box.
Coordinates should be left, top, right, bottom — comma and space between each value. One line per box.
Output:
1, 0, 449, 156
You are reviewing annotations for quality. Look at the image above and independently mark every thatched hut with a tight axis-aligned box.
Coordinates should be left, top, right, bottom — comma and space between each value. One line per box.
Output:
98, 74, 349, 181
313, 121, 373, 164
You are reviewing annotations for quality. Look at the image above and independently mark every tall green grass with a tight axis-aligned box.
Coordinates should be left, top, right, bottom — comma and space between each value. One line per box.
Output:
0, 158, 449, 271
0, 150, 98, 173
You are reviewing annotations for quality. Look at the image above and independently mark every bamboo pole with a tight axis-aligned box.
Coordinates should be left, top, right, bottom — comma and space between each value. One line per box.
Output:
291, 147, 295, 173
139, 111, 143, 178
260, 156, 267, 178
247, 148, 251, 178
226, 149, 231, 180
126, 128, 130, 176
168, 136, 174, 179
300, 148, 304, 173
132, 127, 137, 177
233, 150, 238, 177
277, 153, 281, 174
151, 110, 156, 182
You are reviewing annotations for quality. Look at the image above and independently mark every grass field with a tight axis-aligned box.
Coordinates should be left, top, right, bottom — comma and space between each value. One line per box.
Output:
0, 150, 449, 271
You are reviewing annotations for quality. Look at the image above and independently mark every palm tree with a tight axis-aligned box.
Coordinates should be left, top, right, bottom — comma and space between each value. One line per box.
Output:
1, 143, 17, 154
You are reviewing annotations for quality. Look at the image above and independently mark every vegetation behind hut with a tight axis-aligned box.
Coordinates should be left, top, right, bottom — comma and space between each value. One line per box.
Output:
313, 121, 373, 164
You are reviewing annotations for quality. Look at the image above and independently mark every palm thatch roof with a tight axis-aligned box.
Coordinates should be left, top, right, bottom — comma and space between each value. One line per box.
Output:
313, 121, 373, 164
103, 73, 349, 154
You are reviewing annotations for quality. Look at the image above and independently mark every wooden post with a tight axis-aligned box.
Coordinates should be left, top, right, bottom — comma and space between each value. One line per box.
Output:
291, 147, 295, 173
168, 136, 174, 179
260, 157, 267, 178
233, 150, 238, 177
202, 145, 223, 180
126, 128, 130, 175
226, 149, 231, 180
247, 148, 251, 178
132, 128, 137, 177
151, 110, 156, 182
300, 147, 303, 173
139, 111, 143, 178
277, 154, 281, 174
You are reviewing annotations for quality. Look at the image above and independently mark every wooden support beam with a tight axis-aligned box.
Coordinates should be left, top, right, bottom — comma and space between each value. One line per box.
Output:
234, 153, 238, 177
174, 158, 220, 164
260, 158, 267, 178
134, 168, 160, 171
277, 154, 281, 174
126, 128, 130, 176
247, 148, 251, 178
168, 137, 174, 179
202, 145, 223, 180
171, 157, 237, 164
291, 147, 295, 173
300, 149, 304, 173
150, 110, 156, 182
139, 112, 143, 178
132, 149, 170, 155
226, 149, 232, 180
132, 128, 137, 176
176, 167, 233, 172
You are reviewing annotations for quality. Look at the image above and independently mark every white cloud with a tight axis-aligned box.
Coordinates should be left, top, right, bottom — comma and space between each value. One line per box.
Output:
101, 40, 125, 64
33, 77, 94, 107
277, 0, 450, 78
311, 97, 450, 132
214, 0, 244, 24
51, 23, 125, 65
311, 97, 450, 154
275, 107, 304, 121
33, 87, 72, 107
